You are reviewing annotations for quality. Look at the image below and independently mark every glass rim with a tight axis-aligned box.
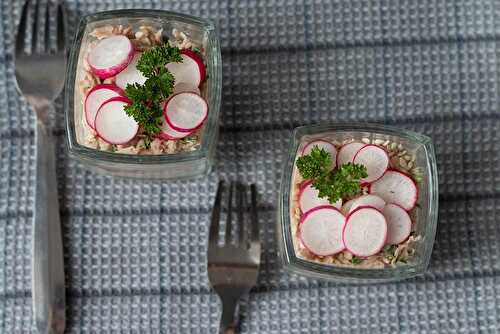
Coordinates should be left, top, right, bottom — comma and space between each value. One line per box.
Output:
64, 9, 221, 165
279, 122, 439, 281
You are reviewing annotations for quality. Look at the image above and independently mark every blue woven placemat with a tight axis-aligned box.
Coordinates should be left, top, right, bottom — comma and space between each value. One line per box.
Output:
1, 0, 500, 333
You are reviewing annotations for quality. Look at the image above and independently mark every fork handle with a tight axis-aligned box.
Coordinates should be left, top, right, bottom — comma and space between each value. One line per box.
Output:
32, 117, 66, 334
219, 297, 239, 334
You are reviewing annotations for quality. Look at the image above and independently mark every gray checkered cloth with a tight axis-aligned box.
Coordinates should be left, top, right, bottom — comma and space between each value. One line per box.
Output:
1, 0, 500, 333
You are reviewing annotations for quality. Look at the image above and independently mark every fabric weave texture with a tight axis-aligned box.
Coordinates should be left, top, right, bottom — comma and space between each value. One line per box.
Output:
0, 0, 500, 333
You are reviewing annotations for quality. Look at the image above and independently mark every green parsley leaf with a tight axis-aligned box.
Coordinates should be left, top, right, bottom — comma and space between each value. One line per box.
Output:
296, 146, 332, 179
136, 44, 182, 78
350, 256, 363, 265
296, 146, 368, 204
123, 43, 182, 140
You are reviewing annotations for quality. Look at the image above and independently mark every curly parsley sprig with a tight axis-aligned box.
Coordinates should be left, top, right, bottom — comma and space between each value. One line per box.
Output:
296, 146, 368, 204
124, 43, 182, 144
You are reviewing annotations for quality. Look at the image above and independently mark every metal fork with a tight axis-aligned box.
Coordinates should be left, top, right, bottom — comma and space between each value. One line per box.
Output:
208, 182, 261, 334
14, 1, 67, 333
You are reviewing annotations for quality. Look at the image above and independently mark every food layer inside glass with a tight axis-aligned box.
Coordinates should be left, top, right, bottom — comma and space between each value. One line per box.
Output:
290, 136, 423, 269
75, 22, 208, 155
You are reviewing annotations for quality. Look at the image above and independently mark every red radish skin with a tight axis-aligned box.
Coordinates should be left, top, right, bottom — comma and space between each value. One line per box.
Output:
164, 92, 208, 132
343, 206, 388, 257
348, 194, 386, 214
353, 144, 389, 183
84, 84, 125, 129
298, 180, 342, 213
369, 169, 418, 211
87, 35, 134, 79
116, 52, 147, 89
382, 203, 412, 245
166, 51, 205, 88
336, 142, 365, 167
299, 205, 346, 256
301, 139, 337, 170
181, 49, 206, 83
158, 115, 192, 141
94, 96, 138, 144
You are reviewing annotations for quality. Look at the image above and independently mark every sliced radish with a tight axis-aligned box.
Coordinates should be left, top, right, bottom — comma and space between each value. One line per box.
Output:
166, 50, 205, 87
382, 203, 412, 245
299, 206, 346, 256
115, 52, 147, 89
84, 84, 125, 129
182, 49, 206, 83
301, 139, 337, 170
94, 96, 138, 144
88, 35, 134, 79
299, 180, 342, 213
370, 170, 418, 211
348, 194, 386, 213
164, 92, 208, 132
343, 206, 387, 257
336, 142, 365, 167
353, 144, 389, 183
173, 82, 201, 95
158, 116, 191, 141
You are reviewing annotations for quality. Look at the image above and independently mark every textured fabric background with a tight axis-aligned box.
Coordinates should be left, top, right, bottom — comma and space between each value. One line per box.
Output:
1, 0, 500, 333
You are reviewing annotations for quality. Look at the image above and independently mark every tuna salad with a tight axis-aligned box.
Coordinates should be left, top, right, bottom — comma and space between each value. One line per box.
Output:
76, 24, 208, 155
290, 137, 424, 269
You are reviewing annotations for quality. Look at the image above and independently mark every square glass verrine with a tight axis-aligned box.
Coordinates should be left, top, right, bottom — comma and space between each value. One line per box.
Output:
277, 123, 439, 283
64, 10, 221, 179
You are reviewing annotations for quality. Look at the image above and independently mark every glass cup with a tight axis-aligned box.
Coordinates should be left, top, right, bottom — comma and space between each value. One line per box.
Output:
277, 123, 439, 283
64, 9, 221, 179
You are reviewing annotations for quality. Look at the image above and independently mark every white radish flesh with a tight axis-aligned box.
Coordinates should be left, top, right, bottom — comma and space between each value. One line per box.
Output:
343, 206, 387, 257
158, 116, 191, 140
88, 35, 134, 79
353, 144, 389, 183
164, 92, 208, 132
302, 139, 337, 170
182, 49, 206, 82
84, 84, 124, 129
173, 82, 201, 95
166, 51, 203, 88
299, 206, 346, 256
116, 52, 147, 89
370, 170, 418, 210
299, 180, 342, 213
336, 142, 365, 167
382, 203, 412, 245
95, 97, 138, 144
348, 194, 386, 213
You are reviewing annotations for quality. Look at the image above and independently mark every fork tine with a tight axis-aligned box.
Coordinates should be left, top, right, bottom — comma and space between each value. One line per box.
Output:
250, 184, 259, 242
224, 182, 234, 244
209, 181, 225, 243
236, 183, 246, 245
36, 0, 51, 53
16, 0, 30, 55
